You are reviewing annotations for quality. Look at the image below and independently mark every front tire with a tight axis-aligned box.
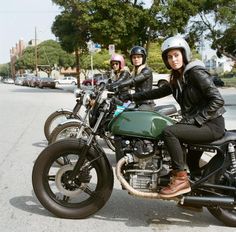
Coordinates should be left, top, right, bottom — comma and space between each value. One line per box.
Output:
48, 121, 91, 165
44, 110, 81, 141
48, 121, 91, 145
32, 139, 114, 219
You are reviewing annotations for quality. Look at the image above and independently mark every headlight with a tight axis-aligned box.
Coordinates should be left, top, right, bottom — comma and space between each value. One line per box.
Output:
82, 92, 91, 106
74, 88, 82, 98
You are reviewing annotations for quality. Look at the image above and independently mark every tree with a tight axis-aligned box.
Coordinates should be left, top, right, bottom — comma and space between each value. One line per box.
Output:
147, 41, 167, 73
52, 0, 91, 87
51, 0, 164, 58
0, 63, 10, 77
159, 0, 236, 61
215, 24, 236, 61
15, 40, 75, 74
88, 0, 154, 54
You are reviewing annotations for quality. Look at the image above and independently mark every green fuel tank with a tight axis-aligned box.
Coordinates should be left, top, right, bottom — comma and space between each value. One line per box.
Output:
109, 110, 174, 140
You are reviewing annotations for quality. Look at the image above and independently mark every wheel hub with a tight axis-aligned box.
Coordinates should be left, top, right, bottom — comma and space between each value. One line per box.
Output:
55, 164, 86, 197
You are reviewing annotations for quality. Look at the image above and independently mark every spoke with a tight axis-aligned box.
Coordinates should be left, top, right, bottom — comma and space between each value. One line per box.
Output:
63, 156, 70, 165
63, 195, 70, 202
48, 175, 56, 181
82, 185, 94, 196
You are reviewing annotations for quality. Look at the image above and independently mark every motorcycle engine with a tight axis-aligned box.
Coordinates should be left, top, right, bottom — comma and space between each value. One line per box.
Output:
118, 138, 171, 192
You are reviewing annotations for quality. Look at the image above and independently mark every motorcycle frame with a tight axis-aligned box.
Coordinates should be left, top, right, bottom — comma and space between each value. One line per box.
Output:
185, 140, 236, 198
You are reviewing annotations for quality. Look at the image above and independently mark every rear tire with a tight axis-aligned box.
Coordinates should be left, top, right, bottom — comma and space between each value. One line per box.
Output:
204, 154, 236, 227
32, 139, 114, 219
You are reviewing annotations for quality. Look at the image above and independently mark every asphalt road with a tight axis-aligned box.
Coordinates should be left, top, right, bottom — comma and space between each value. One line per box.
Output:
0, 83, 236, 232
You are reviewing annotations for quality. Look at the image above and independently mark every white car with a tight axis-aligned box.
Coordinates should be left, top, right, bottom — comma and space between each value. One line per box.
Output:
153, 73, 170, 87
3, 78, 14, 84
55, 76, 77, 85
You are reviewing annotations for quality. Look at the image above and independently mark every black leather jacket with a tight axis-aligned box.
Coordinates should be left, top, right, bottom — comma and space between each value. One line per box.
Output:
111, 70, 130, 93
132, 61, 225, 126
119, 65, 153, 105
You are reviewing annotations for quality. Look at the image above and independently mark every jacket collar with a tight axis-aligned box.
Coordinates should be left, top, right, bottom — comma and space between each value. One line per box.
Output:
183, 59, 205, 75
131, 64, 146, 76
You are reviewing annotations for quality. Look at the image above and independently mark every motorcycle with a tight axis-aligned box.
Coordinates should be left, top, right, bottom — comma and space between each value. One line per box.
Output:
47, 87, 179, 152
43, 88, 94, 141
32, 89, 236, 226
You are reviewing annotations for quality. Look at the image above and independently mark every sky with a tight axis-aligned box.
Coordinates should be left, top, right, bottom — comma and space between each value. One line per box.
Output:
0, 0, 60, 64
0, 0, 154, 64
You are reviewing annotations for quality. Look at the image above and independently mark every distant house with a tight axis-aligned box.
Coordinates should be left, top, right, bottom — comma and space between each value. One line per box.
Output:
202, 50, 234, 74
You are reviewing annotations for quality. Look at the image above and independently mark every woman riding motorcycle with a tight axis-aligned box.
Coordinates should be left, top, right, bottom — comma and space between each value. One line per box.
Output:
121, 36, 226, 198
107, 53, 130, 94
116, 46, 154, 110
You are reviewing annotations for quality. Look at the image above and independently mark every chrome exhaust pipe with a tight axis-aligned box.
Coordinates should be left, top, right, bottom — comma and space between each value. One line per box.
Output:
116, 157, 162, 198
181, 195, 236, 208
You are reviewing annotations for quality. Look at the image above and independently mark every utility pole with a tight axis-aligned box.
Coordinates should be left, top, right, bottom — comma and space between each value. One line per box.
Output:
35, 27, 38, 76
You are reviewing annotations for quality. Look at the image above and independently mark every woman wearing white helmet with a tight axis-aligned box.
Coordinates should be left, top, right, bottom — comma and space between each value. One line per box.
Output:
122, 36, 226, 198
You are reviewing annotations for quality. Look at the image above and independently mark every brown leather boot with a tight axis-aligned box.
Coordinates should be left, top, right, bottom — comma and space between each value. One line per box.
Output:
159, 171, 191, 198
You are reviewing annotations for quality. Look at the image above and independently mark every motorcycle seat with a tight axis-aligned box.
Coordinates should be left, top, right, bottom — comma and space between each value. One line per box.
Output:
209, 131, 236, 146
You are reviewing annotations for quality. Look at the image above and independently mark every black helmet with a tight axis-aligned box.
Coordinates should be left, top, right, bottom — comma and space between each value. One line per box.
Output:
130, 46, 147, 65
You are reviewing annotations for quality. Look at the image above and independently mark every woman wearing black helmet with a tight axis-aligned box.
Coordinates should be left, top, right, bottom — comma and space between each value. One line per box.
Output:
118, 46, 154, 110
122, 36, 225, 198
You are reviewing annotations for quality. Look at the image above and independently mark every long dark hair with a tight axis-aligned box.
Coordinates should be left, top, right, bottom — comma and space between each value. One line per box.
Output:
169, 48, 188, 87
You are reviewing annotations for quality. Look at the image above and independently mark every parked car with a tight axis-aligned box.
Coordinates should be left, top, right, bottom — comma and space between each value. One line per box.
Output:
29, 76, 41, 87
38, 77, 56, 89
23, 75, 34, 86
55, 76, 77, 85
153, 73, 170, 87
3, 78, 14, 84
212, 75, 224, 87
82, 73, 109, 87
14, 76, 25, 86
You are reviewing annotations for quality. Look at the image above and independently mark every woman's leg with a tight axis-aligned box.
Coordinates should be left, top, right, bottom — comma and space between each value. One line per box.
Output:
163, 123, 214, 170
159, 123, 215, 198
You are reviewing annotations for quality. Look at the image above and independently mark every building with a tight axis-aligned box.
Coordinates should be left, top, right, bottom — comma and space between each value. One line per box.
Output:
10, 39, 25, 78
202, 49, 234, 74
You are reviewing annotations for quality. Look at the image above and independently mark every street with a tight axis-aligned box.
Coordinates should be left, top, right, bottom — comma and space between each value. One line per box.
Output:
0, 83, 236, 232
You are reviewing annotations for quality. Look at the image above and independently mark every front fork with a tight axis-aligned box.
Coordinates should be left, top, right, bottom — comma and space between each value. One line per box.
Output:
69, 111, 106, 180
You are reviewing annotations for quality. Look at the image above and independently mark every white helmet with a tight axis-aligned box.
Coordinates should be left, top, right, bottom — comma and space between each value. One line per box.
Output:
161, 36, 192, 69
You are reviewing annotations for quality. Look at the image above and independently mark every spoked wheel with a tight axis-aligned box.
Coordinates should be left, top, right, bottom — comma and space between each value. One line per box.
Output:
32, 139, 114, 219
48, 121, 91, 165
204, 154, 236, 227
48, 121, 90, 144
44, 110, 81, 141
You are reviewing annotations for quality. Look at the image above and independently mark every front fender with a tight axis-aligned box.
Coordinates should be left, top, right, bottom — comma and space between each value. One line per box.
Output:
56, 108, 73, 113
57, 118, 82, 126
56, 119, 93, 136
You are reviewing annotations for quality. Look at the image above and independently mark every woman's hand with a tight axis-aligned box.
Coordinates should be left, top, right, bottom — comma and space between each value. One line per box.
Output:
119, 93, 133, 102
